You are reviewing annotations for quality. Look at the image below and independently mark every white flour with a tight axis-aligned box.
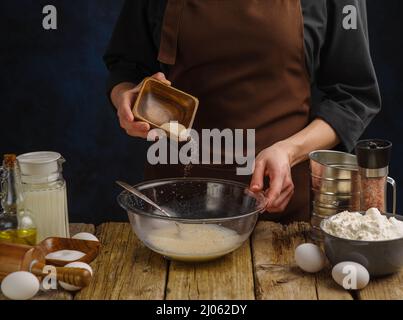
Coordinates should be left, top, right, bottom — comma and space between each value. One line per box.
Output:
323, 208, 403, 241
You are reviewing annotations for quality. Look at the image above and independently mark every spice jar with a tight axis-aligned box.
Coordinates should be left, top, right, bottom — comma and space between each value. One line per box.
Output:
355, 140, 396, 213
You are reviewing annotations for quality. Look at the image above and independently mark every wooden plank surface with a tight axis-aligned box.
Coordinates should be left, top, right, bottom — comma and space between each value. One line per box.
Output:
251, 221, 352, 300
315, 268, 354, 300
69, 223, 96, 237
252, 222, 317, 300
358, 272, 403, 300
166, 240, 255, 300
315, 241, 354, 300
3, 221, 403, 300
75, 222, 168, 300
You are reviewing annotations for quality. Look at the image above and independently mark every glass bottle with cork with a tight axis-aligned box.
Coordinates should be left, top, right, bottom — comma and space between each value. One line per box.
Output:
0, 154, 37, 245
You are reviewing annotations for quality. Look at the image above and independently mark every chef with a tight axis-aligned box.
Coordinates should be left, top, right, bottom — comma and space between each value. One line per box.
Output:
104, 0, 381, 222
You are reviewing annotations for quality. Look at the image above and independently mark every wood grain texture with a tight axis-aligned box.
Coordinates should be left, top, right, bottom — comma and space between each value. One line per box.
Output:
315, 242, 353, 300
251, 221, 352, 300
75, 222, 168, 300
69, 223, 96, 236
358, 272, 403, 300
166, 240, 255, 300
252, 222, 317, 300
315, 268, 353, 300
5, 221, 403, 300
32, 290, 73, 300
0, 286, 74, 301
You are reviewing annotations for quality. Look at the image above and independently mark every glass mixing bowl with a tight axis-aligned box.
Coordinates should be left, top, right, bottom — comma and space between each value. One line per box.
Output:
117, 178, 266, 262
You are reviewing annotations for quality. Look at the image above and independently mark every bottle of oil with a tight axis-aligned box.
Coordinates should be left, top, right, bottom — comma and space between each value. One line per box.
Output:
0, 154, 37, 245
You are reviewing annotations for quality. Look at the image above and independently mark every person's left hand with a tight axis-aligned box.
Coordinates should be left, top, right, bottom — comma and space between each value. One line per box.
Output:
249, 142, 295, 213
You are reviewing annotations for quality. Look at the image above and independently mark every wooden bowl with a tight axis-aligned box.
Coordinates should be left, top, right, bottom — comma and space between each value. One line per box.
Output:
39, 237, 100, 267
132, 78, 199, 134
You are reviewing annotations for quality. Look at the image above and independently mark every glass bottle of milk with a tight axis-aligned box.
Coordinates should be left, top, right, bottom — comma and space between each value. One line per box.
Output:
17, 152, 69, 242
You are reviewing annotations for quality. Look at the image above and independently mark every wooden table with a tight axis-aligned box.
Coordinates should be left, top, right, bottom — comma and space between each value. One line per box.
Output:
2, 221, 403, 300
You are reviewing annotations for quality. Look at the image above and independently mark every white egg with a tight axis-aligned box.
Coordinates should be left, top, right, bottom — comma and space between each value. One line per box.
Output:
72, 232, 99, 242
59, 262, 93, 292
332, 261, 370, 290
1, 271, 40, 300
294, 243, 326, 273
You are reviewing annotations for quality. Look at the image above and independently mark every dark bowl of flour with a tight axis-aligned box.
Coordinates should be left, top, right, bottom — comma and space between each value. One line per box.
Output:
320, 212, 403, 277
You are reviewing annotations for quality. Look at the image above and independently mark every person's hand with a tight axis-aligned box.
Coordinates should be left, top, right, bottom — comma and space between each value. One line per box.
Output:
111, 72, 171, 138
249, 142, 295, 213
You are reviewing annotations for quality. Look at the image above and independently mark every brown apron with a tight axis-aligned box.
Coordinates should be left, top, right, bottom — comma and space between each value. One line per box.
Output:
145, 0, 311, 223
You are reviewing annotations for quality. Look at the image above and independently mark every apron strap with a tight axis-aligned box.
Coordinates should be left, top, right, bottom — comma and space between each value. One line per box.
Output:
158, 0, 186, 65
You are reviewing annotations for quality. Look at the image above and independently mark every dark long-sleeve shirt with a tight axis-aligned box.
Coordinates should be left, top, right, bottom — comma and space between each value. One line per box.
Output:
104, 0, 381, 152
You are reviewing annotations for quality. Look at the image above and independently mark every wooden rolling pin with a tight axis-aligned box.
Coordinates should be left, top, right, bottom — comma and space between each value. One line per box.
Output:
0, 242, 92, 287
30, 261, 92, 287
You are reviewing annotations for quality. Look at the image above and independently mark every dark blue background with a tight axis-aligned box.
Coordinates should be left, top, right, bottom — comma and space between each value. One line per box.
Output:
1, 1, 402, 224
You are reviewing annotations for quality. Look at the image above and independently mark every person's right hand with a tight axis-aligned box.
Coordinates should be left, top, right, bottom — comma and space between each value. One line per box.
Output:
111, 72, 171, 139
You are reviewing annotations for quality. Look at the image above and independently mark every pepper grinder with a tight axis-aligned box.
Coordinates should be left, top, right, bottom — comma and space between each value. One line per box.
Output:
355, 139, 396, 213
